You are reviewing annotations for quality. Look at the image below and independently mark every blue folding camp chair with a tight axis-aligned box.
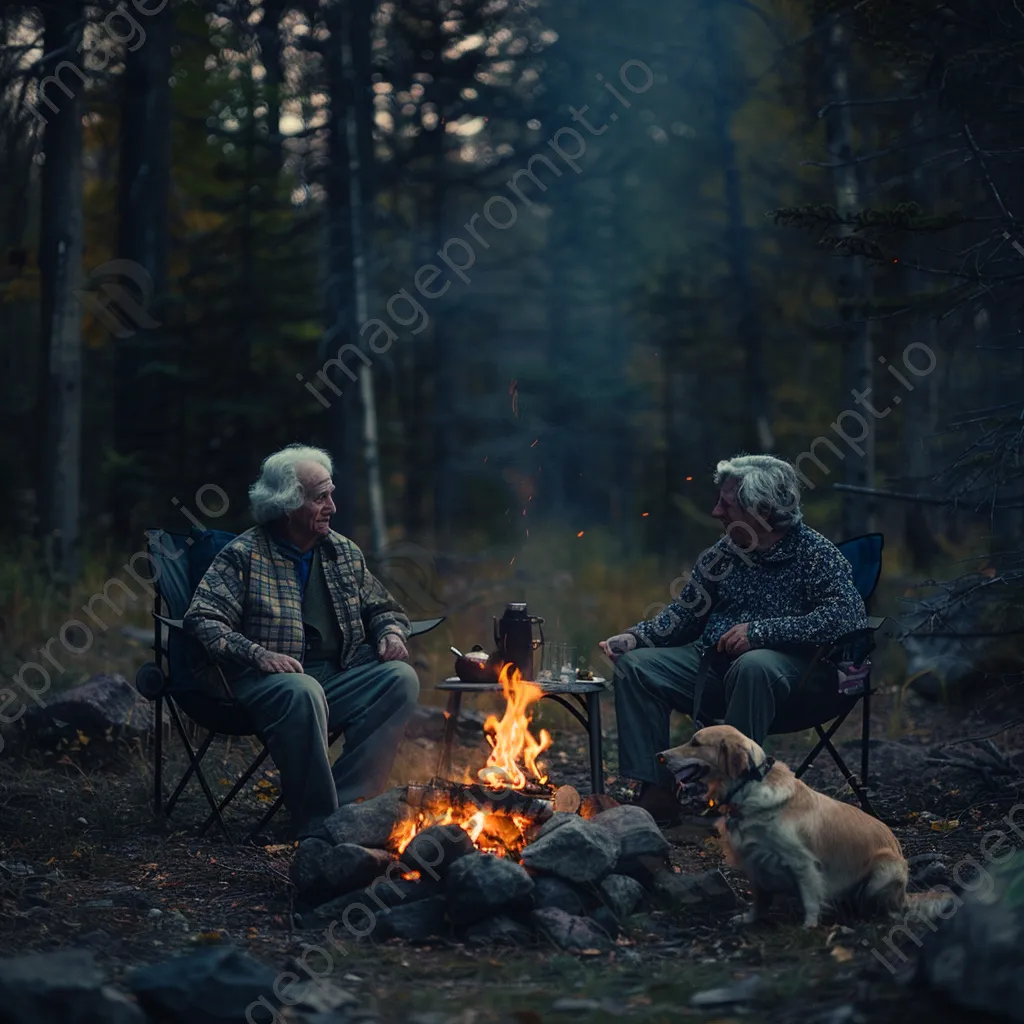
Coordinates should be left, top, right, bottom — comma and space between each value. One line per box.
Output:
767, 533, 887, 815
134, 528, 443, 839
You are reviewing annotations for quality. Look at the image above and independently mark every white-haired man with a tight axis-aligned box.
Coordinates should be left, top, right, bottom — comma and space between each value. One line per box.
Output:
184, 444, 418, 839
601, 454, 867, 823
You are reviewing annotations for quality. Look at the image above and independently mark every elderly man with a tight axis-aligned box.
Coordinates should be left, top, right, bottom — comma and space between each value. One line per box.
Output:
601, 454, 866, 823
184, 444, 419, 839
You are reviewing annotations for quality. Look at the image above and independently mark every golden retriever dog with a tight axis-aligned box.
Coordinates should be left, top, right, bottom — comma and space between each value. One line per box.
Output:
658, 725, 910, 928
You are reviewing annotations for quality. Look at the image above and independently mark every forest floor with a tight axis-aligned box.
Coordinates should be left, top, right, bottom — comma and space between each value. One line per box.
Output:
1, 672, 1022, 1024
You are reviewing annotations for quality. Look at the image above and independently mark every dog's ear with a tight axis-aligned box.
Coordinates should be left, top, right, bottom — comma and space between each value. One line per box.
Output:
719, 739, 749, 778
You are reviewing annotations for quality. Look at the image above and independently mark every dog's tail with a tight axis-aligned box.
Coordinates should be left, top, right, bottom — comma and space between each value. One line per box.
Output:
903, 889, 957, 922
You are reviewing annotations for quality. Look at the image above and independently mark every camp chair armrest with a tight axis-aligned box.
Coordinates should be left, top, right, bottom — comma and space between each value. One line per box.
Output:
154, 611, 235, 701
154, 613, 185, 631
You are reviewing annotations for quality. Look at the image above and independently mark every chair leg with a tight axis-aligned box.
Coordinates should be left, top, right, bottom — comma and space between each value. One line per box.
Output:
861, 685, 872, 786
793, 710, 851, 778
154, 695, 164, 825
587, 691, 604, 796
165, 721, 217, 816
197, 747, 271, 837
817, 727, 877, 817
165, 701, 232, 838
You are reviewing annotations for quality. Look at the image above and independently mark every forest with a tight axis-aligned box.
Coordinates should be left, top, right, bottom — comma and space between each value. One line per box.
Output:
1, 1, 1024, 1022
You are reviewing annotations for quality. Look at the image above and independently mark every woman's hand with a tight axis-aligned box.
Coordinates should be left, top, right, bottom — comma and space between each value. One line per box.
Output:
599, 633, 637, 663
716, 623, 751, 657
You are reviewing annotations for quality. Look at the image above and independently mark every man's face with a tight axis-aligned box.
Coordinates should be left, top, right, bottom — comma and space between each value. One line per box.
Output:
289, 461, 336, 542
711, 477, 766, 547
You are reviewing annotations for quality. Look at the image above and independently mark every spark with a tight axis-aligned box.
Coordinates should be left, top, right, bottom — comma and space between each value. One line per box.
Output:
685, 476, 693, 481
530, 439, 539, 448
642, 512, 649, 517
510, 556, 516, 565
577, 531, 584, 538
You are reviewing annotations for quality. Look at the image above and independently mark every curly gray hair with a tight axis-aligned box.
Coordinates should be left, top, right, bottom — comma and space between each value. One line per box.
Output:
249, 444, 333, 525
714, 454, 803, 529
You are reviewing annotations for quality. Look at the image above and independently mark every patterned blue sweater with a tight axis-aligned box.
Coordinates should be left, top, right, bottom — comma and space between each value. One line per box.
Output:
628, 523, 867, 653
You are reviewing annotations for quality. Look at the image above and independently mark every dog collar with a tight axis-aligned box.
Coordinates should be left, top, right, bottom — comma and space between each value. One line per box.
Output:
721, 755, 775, 808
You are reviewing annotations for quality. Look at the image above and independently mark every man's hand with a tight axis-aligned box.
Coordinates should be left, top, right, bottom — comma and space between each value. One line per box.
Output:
378, 634, 409, 662
717, 623, 751, 657
257, 651, 305, 674
599, 632, 637, 663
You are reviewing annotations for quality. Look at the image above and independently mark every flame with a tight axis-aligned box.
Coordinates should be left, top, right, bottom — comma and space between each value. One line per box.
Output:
385, 662, 555, 859
481, 662, 551, 790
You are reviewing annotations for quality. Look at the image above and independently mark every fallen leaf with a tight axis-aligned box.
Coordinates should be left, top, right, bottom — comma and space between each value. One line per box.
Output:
931, 819, 960, 832
831, 945, 854, 963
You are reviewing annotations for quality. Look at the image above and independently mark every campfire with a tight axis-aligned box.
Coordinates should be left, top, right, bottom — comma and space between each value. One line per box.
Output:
389, 662, 555, 858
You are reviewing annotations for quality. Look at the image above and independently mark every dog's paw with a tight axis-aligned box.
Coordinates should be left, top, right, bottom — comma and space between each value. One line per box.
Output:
730, 908, 757, 926
801, 916, 820, 929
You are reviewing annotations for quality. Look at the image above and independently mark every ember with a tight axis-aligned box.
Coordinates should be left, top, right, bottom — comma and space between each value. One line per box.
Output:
388, 662, 554, 858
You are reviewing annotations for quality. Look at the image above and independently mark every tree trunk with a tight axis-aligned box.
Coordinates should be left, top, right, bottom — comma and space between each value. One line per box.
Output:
113, 1, 173, 536
824, 15, 875, 537
36, 1, 85, 581
323, 0, 356, 536
340, 0, 387, 555
706, 8, 774, 454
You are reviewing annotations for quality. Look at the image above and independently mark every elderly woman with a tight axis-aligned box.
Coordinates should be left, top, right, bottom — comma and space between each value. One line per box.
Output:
184, 444, 418, 839
600, 454, 867, 823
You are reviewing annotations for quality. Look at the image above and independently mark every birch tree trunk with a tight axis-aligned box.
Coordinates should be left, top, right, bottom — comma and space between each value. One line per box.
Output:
36, 1, 84, 581
341, 0, 387, 557
824, 15, 875, 537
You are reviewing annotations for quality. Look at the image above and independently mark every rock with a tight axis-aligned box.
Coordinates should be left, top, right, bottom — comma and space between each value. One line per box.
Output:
285, 979, 359, 1016
690, 975, 761, 1007
310, 875, 441, 921
520, 816, 619, 884
917, 860, 1024, 1021
445, 853, 535, 926
323, 789, 416, 849
402, 824, 475, 879
22, 674, 153, 747
290, 842, 394, 907
533, 876, 590, 916
650, 868, 737, 912
0, 950, 144, 1024
374, 895, 448, 943
599, 874, 646, 918
590, 905, 621, 938
531, 907, 612, 951
908, 853, 952, 888
552, 998, 602, 1012
129, 947, 280, 1024
591, 805, 670, 862
464, 915, 535, 946
579, 793, 620, 819
524, 811, 578, 845
616, 852, 672, 888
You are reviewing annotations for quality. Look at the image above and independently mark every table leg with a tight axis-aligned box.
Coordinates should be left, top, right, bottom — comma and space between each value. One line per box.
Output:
587, 691, 604, 795
436, 690, 463, 781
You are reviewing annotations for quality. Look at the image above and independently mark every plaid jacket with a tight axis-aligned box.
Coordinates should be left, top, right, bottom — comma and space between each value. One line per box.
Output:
183, 526, 410, 675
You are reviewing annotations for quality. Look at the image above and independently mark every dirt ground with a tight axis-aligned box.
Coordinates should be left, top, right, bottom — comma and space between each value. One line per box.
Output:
1, 674, 1022, 1024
